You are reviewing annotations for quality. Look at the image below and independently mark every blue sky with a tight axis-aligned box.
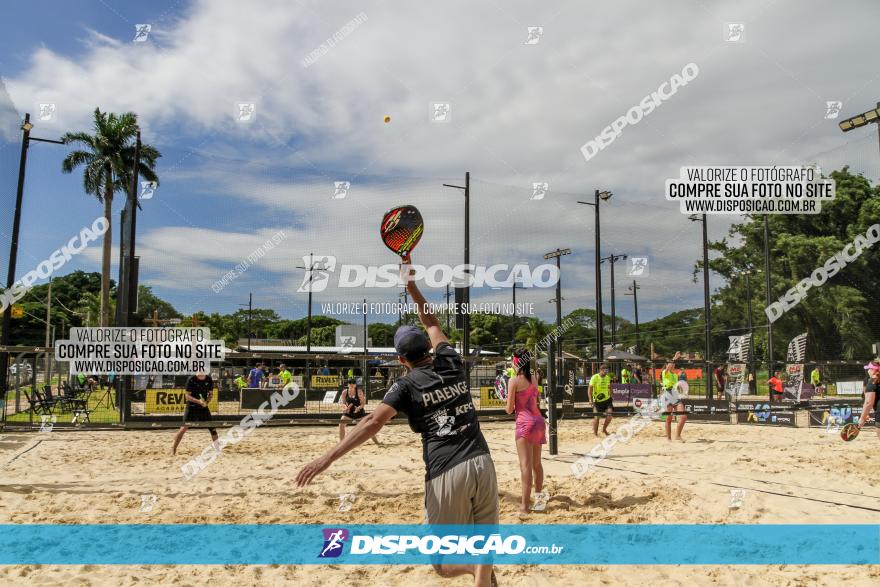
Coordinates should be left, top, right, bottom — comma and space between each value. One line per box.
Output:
1, 0, 878, 333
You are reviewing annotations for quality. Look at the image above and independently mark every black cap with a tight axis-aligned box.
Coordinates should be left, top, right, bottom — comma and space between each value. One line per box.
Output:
393, 325, 430, 360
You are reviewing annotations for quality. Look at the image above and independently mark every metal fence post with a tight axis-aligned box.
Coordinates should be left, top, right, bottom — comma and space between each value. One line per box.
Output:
547, 340, 558, 455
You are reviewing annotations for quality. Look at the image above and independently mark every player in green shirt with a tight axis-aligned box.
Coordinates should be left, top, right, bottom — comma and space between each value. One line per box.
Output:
621, 366, 631, 385
660, 361, 687, 441
589, 363, 614, 436
279, 364, 293, 387
810, 367, 825, 396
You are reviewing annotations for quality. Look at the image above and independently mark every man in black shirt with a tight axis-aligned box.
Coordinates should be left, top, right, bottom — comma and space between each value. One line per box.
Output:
172, 371, 218, 455
296, 254, 498, 587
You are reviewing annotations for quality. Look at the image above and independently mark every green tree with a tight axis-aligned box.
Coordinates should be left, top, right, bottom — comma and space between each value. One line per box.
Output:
132, 286, 182, 325
706, 167, 880, 360
61, 108, 161, 326
516, 318, 550, 351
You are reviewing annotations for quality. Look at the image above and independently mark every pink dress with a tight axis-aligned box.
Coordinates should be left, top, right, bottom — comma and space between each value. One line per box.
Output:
514, 380, 546, 444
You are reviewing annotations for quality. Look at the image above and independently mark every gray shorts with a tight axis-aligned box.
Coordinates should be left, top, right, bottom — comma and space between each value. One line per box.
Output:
425, 453, 499, 525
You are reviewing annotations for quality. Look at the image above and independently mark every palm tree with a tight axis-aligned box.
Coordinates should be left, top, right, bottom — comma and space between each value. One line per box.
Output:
516, 318, 550, 352
61, 108, 160, 326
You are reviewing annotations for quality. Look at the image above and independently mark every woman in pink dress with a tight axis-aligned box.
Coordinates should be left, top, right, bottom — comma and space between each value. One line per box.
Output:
505, 348, 546, 513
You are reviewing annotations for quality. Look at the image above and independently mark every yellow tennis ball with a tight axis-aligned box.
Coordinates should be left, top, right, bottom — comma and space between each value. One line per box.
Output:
384, 115, 391, 123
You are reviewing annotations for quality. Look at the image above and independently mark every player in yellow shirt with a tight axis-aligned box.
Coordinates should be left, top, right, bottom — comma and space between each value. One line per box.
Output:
589, 363, 614, 436
661, 361, 687, 441
279, 364, 293, 387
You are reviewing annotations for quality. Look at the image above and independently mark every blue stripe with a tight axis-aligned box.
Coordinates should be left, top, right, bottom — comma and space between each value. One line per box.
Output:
0, 525, 876, 565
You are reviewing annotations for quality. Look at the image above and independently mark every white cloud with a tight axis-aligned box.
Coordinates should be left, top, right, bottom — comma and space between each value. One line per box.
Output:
6, 0, 878, 322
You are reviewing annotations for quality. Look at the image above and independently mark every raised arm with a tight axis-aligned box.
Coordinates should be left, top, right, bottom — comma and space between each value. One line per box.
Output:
400, 254, 448, 349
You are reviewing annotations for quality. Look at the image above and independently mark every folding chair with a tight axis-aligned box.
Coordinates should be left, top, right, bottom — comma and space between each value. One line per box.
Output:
22, 389, 51, 416
41, 386, 62, 411
70, 387, 93, 424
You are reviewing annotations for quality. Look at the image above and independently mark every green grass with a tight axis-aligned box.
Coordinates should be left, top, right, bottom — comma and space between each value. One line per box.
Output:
3, 387, 119, 424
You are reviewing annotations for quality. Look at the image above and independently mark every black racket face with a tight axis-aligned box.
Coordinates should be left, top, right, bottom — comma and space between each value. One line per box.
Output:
381, 205, 424, 256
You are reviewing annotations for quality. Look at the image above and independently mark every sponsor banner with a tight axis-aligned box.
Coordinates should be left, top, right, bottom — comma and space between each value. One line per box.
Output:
145, 389, 218, 414
725, 364, 747, 398
612, 384, 653, 406
736, 402, 796, 426
809, 405, 875, 427
312, 375, 341, 389
684, 400, 730, 422
241, 387, 305, 410
783, 364, 804, 399
0, 524, 876, 565
479, 386, 505, 408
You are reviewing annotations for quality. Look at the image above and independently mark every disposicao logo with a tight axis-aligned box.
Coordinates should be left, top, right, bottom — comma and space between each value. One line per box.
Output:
319, 528, 349, 558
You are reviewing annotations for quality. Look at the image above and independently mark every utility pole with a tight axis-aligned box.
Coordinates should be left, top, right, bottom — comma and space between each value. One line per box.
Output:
625, 280, 641, 356
294, 253, 324, 353
544, 247, 571, 422
689, 213, 713, 395
239, 294, 253, 351
442, 173, 471, 381
763, 216, 774, 393
543, 248, 572, 331
511, 281, 523, 345
1, 114, 64, 393
44, 277, 52, 379
601, 253, 628, 348
445, 283, 452, 333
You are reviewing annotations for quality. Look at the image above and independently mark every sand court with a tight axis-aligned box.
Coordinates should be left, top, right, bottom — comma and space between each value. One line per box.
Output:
0, 420, 878, 585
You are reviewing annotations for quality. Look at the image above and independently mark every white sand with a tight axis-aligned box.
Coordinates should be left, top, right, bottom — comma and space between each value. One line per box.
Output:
0, 418, 878, 586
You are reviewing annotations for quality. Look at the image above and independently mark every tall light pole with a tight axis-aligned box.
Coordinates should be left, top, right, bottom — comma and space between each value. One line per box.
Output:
443, 173, 470, 380
1, 114, 65, 393
238, 293, 253, 351
624, 280, 641, 356
577, 190, 612, 361
689, 213, 712, 394
600, 253, 628, 348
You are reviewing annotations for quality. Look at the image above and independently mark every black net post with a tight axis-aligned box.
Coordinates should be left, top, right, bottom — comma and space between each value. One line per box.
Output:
547, 340, 558, 455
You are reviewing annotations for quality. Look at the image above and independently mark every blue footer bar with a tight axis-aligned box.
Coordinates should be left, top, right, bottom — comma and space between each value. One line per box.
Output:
0, 524, 877, 565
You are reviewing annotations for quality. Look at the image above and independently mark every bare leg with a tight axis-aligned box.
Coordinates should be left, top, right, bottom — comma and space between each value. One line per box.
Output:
592, 413, 600, 436
338, 420, 347, 441
516, 437, 533, 513
602, 410, 613, 435
432, 564, 494, 587
531, 442, 544, 494
674, 404, 687, 440
172, 425, 188, 455
665, 414, 672, 440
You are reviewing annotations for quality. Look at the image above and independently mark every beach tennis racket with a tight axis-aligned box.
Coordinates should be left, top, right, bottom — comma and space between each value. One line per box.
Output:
674, 380, 689, 398
494, 374, 509, 401
840, 423, 860, 442
380, 205, 424, 257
